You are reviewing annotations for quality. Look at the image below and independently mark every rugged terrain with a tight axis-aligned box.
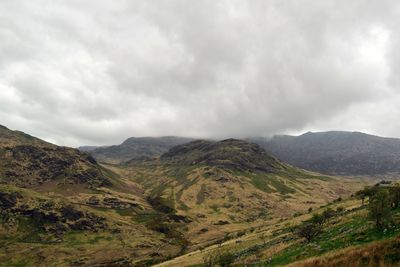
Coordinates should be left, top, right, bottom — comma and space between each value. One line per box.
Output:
155, 192, 400, 267
251, 131, 400, 176
0, 125, 184, 266
79, 136, 194, 164
0, 125, 376, 266
117, 139, 364, 251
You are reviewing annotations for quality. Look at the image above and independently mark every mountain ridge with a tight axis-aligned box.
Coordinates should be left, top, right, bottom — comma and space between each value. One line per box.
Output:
251, 131, 400, 176
79, 136, 195, 163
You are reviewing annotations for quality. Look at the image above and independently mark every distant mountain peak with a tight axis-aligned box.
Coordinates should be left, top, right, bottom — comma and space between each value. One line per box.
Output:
80, 136, 195, 163
251, 131, 400, 176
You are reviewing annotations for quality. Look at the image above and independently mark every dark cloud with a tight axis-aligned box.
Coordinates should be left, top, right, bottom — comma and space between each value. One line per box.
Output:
1, 0, 400, 146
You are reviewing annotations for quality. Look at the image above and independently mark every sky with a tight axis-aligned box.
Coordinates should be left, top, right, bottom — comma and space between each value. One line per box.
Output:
1, 0, 400, 147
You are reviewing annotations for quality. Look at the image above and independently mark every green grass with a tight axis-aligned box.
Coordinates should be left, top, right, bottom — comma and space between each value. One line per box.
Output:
132, 213, 160, 224
248, 173, 274, 193
256, 210, 400, 266
281, 167, 331, 181
115, 208, 134, 216
242, 171, 295, 194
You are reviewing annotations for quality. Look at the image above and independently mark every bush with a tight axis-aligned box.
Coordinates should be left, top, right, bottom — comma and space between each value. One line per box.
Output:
310, 214, 326, 226
356, 186, 379, 204
216, 251, 235, 267
336, 206, 345, 213
389, 185, 400, 209
369, 189, 393, 230
297, 222, 322, 242
322, 208, 335, 220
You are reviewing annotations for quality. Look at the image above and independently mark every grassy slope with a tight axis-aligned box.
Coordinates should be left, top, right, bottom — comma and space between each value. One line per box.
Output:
0, 183, 182, 266
113, 161, 365, 253
155, 197, 400, 267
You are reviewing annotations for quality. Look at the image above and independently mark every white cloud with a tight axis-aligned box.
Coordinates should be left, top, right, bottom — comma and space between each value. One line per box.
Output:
1, 0, 400, 146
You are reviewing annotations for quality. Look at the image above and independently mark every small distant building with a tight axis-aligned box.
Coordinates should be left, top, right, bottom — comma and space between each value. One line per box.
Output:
376, 180, 392, 187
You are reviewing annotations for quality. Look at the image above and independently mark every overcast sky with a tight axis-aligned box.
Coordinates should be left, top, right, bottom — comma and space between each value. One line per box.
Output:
1, 0, 400, 147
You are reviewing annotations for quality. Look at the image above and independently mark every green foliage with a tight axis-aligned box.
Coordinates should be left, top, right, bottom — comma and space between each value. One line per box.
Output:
336, 206, 345, 213
266, 211, 400, 266
389, 185, 400, 209
297, 222, 322, 242
368, 189, 393, 230
216, 251, 235, 267
309, 214, 326, 226
356, 186, 379, 204
322, 208, 336, 221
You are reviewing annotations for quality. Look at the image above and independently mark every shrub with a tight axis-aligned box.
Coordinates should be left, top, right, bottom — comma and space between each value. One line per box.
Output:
389, 185, 400, 209
336, 206, 345, 213
356, 186, 379, 204
368, 189, 393, 230
216, 251, 235, 267
310, 214, 326, 226
322, 208, 335, 220
297, 222, 322, 242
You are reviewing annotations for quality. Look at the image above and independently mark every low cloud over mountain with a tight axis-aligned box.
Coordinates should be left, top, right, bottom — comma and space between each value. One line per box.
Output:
1, 1, 400, 146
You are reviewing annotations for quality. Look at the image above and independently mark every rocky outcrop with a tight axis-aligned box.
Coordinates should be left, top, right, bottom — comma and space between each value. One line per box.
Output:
0, 145, 112, 188
0, 192, 106, 235
85, 195, 140, 209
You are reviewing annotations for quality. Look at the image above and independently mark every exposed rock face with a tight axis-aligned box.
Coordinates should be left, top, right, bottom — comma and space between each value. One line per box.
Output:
160, 139, 286, 172
0, 192, 106, 234
0, 125, 112, 189
0, 145, 111, 188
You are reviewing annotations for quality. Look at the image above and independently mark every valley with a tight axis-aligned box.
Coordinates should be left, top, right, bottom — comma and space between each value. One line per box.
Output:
1, 124, 398, 267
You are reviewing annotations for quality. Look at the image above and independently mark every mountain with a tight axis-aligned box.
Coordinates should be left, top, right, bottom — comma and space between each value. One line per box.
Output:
79, 136, 195, 164
122, 138, 362, 250
0, 125, 112, 189
0, 125, 185, 266
159, 139, 287, 172
0, 125, 369, 266
251, 131, 400, 176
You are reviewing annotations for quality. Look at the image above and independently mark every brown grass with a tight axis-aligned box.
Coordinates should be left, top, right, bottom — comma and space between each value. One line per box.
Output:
289, 236, 400, 267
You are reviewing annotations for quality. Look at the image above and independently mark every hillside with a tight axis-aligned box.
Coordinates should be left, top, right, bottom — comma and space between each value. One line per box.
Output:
251, 131, 400, 176
155, 185, 400, 267
80, 136, 195, 164
120, 139, 364, 250
0, 126, 374, 266
0, 126, 186, 266
0, 125, 112, 189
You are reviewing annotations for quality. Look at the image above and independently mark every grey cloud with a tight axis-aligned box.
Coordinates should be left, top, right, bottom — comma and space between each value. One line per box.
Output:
1, 0, 400, 147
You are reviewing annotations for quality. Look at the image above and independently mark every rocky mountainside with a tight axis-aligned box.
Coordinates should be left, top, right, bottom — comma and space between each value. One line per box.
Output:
0, 125, 111, 188
251, 131, 400, 176
0, 125, 184, 266
80, 136, 195, 163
